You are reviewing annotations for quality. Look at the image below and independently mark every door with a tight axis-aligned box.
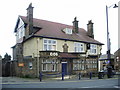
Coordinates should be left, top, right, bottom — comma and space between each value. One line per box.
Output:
62, 62, 67, 75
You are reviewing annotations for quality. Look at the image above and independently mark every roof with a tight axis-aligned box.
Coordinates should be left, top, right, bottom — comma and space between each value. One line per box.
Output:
114, 48, 120, 55
99, 54, 114, 60
19, 16, 104, 45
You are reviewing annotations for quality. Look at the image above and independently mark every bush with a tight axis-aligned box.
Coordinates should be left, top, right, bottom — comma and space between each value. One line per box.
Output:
24, 74, 31, 78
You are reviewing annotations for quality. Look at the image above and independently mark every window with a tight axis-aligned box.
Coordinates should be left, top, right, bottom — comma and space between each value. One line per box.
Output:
81, 65, 85, 70
29, 62, 33, 69
42, 59, 58, 71
51, 64, 55, 71
94, 65, 97, 68
42, 59, 47, 63
73, 60, 85, 70
43, 39, 57, 51
94, 60, 97, 63
63, 28, 72, 34
66, 28, 72, 34
73, 64, 78, 70
87, 60, 89, 64
47, 64, 56, 71
17, 24, 25, 39
74, 42, 84, 52
43, 64, 47, 71
79, 64, 82, 70
90, 44, 97, 54
87, 65, 90, 68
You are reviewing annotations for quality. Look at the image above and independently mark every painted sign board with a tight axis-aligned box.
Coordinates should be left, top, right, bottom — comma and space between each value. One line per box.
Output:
18, 63, 24, 67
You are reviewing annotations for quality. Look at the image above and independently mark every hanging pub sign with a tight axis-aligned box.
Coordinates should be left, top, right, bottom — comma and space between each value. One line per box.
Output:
18, 63, 24, 67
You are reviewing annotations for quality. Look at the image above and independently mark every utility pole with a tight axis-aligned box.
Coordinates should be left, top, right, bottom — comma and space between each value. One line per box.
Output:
106, 4, 118, 67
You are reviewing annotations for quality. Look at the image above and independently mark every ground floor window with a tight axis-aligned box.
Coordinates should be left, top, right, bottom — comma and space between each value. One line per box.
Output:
42, 64, 47, 71
73, 59, 85, 70
29, 62, 32, 69
42, 59, 58, 72
86, 59, 97, 69
73, 59, 97, 70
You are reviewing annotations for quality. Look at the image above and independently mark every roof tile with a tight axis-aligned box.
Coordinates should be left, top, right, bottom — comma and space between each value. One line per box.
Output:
20, 16, 103, 45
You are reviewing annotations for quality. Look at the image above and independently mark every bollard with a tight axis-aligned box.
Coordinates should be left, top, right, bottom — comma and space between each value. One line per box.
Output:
68, 73, 70, 79
39, 72, 42, 82
62, 72, 64, 81
90, 72, 92, 79
79, 73, 81, 80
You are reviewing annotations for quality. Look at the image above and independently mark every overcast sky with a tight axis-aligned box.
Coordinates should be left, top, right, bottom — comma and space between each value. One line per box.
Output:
0, 0, 119, 58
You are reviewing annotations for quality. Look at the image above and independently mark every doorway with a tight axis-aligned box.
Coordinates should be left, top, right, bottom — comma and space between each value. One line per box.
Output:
62, 62, 67, 75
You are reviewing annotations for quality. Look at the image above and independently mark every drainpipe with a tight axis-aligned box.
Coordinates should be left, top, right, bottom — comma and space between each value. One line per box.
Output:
37, 38, 40, 77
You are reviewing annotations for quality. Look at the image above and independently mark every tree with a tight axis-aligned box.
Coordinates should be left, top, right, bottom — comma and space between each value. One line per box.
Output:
4, 53, 11, 61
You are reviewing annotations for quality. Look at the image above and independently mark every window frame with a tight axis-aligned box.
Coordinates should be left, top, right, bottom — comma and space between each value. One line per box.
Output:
43, 39, 57, 51
66, 28, 72, 34
73, 59, 85, 70
63, 28, 73, 34
74, 42, 84, 52
42, 59, 58, 72
90, 44, 97, 54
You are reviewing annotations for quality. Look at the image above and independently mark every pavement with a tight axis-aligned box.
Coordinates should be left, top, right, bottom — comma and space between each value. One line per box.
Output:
1, 74, 119, 83
1, 75, 120, 89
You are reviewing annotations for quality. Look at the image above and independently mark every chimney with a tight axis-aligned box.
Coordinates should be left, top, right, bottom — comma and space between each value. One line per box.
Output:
26, 3, 34, 36
72, 17, 79, 33
87, 20, 94, 38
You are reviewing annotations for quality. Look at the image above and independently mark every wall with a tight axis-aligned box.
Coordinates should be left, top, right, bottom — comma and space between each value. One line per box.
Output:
23, 37, 102, 58
16, 57, 37, 78
23, 37, 43, 57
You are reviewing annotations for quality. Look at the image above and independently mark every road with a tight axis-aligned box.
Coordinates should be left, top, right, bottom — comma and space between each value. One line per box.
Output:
1, 78, 119, 89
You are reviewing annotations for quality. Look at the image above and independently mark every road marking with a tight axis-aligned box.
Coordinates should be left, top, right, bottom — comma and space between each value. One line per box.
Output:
1, 81, 46, 85
114, 86, 120, 88
81, 84, 117, 88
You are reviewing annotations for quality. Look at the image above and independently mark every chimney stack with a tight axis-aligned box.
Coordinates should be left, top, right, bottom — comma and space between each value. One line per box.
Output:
87, 20, 94, 38
73, 17, 79, 33
26, 3, 34, 36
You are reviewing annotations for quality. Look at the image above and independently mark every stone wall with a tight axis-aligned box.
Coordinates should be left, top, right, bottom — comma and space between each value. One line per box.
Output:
15, 57, 37, 78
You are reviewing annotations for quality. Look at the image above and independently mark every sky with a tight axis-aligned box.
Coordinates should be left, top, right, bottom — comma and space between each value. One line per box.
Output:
0, 0, 119, 58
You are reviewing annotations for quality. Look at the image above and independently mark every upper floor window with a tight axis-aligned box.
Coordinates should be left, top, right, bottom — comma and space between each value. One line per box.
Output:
63, 28, 72, 34
16, 18, 25, 40
90, 44, 97, 54
74, 42, 84, 52
43, 39, 57, 51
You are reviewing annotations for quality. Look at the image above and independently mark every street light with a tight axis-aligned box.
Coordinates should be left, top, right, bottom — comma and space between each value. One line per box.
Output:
106, 4, 118, 67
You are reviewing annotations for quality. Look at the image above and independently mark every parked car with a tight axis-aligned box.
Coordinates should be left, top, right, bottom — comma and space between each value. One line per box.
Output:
98, 71, 104, 79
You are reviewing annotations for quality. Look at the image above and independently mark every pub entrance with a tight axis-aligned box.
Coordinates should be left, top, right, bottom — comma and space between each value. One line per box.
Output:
62, 62, 67, 75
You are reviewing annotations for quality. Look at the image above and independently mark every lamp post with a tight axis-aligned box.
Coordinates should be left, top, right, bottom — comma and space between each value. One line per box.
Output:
106, 4, 118, 67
